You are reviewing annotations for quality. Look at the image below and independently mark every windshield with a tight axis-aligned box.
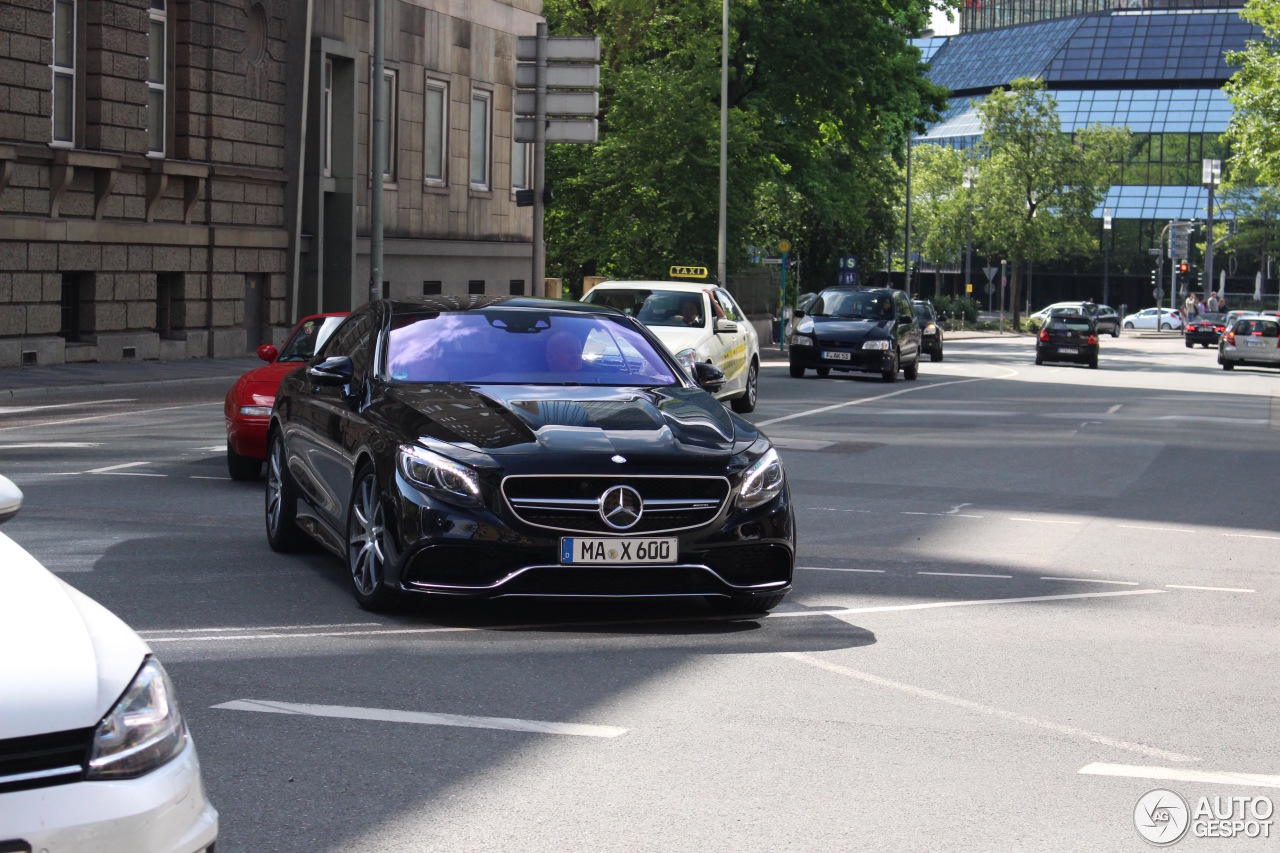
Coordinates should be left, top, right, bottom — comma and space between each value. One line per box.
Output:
583, 288, 707, 328
812, 290, 895, 320
912, 304, 933, 320
278, 316, 346, 362
386, 309, 682, 386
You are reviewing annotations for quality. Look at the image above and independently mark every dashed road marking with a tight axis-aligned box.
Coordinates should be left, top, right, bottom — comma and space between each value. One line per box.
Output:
0, 398, 134, 415
1166, 584, 1256, 593
918, 571, 1012, 579
85, 461, 156, 475
1040, 576, 1139, 586
1008, 517, 1083, 525
1079, 763, 1280, 789
765, 588, 1166, 617
1221, 532, 1280, 542
797, 566, 886, 574
1119, 524, 1196, 534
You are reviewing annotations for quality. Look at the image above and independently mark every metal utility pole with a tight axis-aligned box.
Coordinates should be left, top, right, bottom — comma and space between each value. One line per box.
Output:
717, 0, 728, 287
1102, 207, 1112, 306
1203, 159, 1221, 304
532, 22, 548, 297
904, 141, 912, 294
369, 0, 385, 304
963, 166, 976, 299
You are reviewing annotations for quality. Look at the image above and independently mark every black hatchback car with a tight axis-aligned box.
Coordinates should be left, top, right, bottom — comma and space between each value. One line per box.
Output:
266, 297, 795, 613
1184, 312, 1227, 348
1036, 312, 1099, 368
788, 287, 922, 381
912, 300, 944, 362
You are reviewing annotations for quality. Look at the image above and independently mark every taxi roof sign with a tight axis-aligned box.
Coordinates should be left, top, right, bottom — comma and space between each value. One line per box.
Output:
669, 265, 709, 279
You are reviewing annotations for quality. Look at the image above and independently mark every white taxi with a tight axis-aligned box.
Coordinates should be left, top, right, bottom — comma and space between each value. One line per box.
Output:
582, 281, 761, 412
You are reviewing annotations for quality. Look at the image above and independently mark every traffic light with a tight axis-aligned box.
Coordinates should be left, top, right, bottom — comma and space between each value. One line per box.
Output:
1178, 260, 1189, 275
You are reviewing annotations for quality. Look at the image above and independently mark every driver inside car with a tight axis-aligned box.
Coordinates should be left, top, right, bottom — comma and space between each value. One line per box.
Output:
544, 329, 584, 373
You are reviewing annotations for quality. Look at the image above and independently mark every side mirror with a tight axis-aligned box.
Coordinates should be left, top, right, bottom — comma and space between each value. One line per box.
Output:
308, 355, 354, 387
714, 318, 738, 334
693, 361, 726, 394
793, 309, 805, 319
0, 475, 22, 525
257, 344, 279, 363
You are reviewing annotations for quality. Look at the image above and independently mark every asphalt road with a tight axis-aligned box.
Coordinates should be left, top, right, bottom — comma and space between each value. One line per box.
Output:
3, 333, 1278, 851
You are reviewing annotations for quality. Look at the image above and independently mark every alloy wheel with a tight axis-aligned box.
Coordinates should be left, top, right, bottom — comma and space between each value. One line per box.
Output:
266, 438, 284, 535
348, 473, 385, 597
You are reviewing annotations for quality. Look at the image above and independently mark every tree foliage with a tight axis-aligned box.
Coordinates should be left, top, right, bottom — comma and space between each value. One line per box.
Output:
542, 0, 948, 295
1225, 0, 1280, 187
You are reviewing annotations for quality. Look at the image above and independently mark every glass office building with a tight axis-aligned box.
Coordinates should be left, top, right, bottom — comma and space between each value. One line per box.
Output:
915, 7, 1261, 306
961, 0, 1243, 34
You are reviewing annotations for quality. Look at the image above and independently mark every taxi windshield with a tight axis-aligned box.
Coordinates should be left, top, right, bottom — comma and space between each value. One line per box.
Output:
583, 289, 707, 328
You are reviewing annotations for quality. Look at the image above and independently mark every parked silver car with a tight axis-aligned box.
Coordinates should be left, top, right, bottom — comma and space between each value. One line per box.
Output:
1219, 315, 1280, 370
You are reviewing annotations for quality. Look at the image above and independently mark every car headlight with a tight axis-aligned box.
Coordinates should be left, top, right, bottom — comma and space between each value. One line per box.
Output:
87, 657, 187, 780
924, 323, 937, 334
862, 340, 891, 350
238, 405, 272, 417
738, 447, 784, 509
398, 444, 483, 507
792, 334, 813, 347
674, 348, 699, 378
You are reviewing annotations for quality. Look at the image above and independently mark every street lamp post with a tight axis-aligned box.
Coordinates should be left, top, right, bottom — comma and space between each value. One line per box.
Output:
717, 0, 728, 287
1203, 158, 1221, 306
1102, 207, 1112, 306
963, 166, 977, 300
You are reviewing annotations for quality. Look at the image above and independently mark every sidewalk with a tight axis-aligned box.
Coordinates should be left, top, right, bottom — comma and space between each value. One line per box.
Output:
0, 355, 259, 399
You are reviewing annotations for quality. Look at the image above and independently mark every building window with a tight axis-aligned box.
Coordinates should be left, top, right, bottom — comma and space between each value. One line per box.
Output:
147, 0, 167, 156
512, 138, 529, 190
423, 280, 441, 295
370, 66, 398, 181
425, 78, 448, 184
509, 279, 525, 296
51, 0, 75, 146
59, 273, 87, 341
470, 90, 491, 189
322, 58, 333, 177
468, 280, 485, 295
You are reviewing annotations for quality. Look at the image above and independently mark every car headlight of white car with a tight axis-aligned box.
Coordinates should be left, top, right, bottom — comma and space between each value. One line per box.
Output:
674, 348, 699, 378
398, 444, 483, 507
738, 447, 784, 508
87, 657, 188, 780
862, 340, 892, 350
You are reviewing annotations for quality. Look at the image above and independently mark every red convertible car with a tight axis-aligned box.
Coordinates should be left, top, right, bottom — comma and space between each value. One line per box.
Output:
223, 313, 347, 480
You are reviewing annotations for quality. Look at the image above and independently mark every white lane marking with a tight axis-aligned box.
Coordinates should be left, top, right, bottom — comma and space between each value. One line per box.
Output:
783, 653, 1196, 763
755, 369, 1018, 428
1107, 404, 1123, 414
1041, 576, 1139, 586
0, 402, 221, 432
213, 699, 628, 739
797, 566, 886, 574
0, 398, 135, 414
139, 622, 382, 636
190, 475, 232, 481
946, 503, 972, 515
1221, 532, 1280, 542
196, 445, 226, 452
850, 409, 1019, 417
1008, 517, 1083, 525
1119, 524, 1196, 534
766, 588, 1165, 617
1166, 584, 1256, 593
85, 461, 151, 474
807, 507, 872, 513
0, 442, 102, 449
918, 571, 1012, 579
1079, 763, 1280, 789
901, 511, 982, 518
104, 472, 167, 477
146, 625, 478, 643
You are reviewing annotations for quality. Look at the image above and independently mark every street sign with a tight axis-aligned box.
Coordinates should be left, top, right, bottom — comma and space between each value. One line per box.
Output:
984, 282, 995, 295
669, 265, 709, 279
515, 91, 599, 117
516, 64, 601, 89
836, 254, 858, 286
515, 118, 598, 144
1153, 287, 1164, 300
778, 240, 791, 253
517, 36, 601, 62
1148, 248, 1163, 256
965, 283, 973, 294
983, 265, 998, 283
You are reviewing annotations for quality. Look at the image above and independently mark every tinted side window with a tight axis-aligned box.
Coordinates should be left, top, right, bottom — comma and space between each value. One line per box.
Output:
320, 313, 374, 380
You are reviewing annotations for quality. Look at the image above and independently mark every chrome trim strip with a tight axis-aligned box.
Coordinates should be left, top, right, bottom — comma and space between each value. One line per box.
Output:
500, 474, 732, 535
0, 764, 82, 785
405, 562, 788, 593
510, 497, 599, 507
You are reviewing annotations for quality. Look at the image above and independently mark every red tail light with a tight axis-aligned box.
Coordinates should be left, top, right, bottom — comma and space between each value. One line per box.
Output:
1038, 329, 1049, 342
1215, 326, 1224, 333
1227, 330, 1236, 345
1087, 334, 1098, 345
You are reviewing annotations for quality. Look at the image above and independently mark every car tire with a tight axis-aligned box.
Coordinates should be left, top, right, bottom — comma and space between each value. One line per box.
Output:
789, 364, 805, 379
1124, 322, 1135, 329
1035, 352, 1044, 365
730, 359, 759, 413
713, 593, 786, 616
815, 367, 830, 377
1161, 323, 1172, 331
1088, 357, 1098, 369
903, 351, 919, 380
930, 346, 943, 362
1222, 361, 1234, 371
265, 431, 308, 553
1202, 342, 1210, 348
227, 443, 263, 481
1186, 339, 1194, 348
881, 350, 898, 383
1111, 325, 1120, 337
347, 463, 398, 611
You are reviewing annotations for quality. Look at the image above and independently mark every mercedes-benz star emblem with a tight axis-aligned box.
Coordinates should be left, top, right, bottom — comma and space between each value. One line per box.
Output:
611, 455, 627, 464
599, 485, 643, 530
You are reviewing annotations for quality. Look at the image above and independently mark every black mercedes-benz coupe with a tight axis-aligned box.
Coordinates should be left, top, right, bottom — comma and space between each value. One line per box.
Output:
265, 297, 795, 613
788, 287, 922, 381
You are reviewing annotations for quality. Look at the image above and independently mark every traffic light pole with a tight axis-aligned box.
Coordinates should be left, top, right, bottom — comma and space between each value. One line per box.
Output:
532, 23, 547, 297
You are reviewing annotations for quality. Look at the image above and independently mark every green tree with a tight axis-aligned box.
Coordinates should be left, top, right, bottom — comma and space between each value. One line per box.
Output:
541, 0, 948, 295
972, 79, 1129, 325
1225, 0, 1280, 186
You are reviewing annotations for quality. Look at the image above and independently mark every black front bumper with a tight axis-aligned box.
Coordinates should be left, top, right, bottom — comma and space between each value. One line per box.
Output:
384, 471, 795, 600
789, 343, 893, 374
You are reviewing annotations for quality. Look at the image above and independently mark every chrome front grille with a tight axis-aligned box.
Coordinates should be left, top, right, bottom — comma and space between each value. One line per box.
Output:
0, 727, 92, 794
501, 475, 731, 534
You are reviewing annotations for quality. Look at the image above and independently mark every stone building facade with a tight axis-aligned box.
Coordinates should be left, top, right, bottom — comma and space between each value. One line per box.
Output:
0, 0, 542, 367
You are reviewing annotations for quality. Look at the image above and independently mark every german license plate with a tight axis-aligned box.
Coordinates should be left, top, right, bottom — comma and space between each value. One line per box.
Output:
1058, 347, 1078, 355
821, 351, 851, 361
1247, 340, 1267, 347
561, 537, 677, 564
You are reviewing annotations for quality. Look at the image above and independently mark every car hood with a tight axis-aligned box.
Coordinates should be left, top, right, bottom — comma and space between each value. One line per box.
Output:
377, 383, 754, 460
644, 325, 710, 354
806, 317, 893, 341
231, 360, 305, 403
0, 533, 148, 739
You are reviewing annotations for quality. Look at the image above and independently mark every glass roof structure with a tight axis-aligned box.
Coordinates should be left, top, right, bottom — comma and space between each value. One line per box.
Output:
911, 36, 951, 63
1095, 185, 1235, 220
927, 17, 1084, 94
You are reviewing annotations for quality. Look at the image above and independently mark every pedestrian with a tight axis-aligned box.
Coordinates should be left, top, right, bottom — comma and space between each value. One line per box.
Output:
1218, 292, 1227, 313
1185, 293, 1196, 319
1208, 291, 1219, 313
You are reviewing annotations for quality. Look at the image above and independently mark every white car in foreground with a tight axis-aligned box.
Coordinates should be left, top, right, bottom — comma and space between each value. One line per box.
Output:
0, 476, 217, 853
1121, 307, 1183, 330
582, 280, 761, 412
